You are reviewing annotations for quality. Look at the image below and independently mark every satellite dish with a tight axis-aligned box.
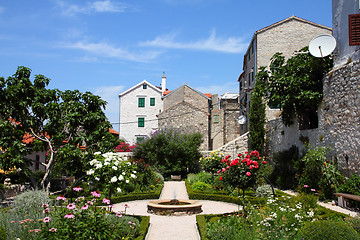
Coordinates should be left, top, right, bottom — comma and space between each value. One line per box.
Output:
309, 34, 336, 58
238, 115, 247, 125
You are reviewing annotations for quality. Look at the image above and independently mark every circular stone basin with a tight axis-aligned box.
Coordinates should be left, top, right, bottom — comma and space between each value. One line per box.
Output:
147, 199, 202, 215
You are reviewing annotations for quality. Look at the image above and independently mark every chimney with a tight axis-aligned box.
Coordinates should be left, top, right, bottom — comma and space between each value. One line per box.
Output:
161, 72, 167, 95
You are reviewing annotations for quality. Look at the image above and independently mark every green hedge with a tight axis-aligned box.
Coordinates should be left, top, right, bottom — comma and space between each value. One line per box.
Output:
196, 215, 209, 240
133, 215, 150, 240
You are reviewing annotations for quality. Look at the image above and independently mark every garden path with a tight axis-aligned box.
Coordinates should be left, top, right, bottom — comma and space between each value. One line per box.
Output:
112, 181, 240, 240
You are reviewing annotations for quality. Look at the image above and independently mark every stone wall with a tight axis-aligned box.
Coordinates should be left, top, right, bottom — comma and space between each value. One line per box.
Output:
158, 101, 210, 150
265, 60, 360, 175
320, 61, 360, 175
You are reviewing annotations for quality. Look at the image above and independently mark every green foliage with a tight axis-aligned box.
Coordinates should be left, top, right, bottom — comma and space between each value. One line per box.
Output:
12, 190, 52, 216
133, 129, 203, 177
187, 172, 213, 186
200, 150, 225, 174
192, 181, 212, 192
269, 145, 301, 189
249, 83, 266, 155
298, 146, 343, 200
295, 220, 359, 240
255, 184, 273, 198
338, 174, 360, 208
0, 225, 6, 240
347, 216, 360, 235
257, 48, 332, 126
0, 66, 119, 189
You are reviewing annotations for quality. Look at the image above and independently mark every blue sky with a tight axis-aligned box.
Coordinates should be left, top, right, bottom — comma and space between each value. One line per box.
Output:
0, 0, 332, 127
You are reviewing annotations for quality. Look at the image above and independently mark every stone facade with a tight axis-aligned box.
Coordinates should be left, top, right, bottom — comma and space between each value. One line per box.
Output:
320, 61, 360, 175
158, 84, 211, 150
239, 16, 332, 136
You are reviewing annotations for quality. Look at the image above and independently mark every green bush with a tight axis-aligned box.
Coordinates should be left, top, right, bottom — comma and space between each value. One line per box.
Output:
200, 150, 225, 174
12, 190, 51, 216
192, 182, 212, 192
0, 225, 6, 240
338, 174, 360, 208
133, 129, 203, 177
295, 220, 359, 240
255, 184, 273, 197
347, 216, 360, 235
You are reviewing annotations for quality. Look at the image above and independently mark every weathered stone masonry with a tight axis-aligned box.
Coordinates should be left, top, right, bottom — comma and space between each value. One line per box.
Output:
320, 60, 360, 175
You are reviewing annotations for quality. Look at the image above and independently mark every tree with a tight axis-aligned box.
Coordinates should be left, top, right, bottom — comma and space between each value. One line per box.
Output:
257, 47, 332, 127
133, 129, 203, 177
0, 66, 119, 190
249, 82, 266, 155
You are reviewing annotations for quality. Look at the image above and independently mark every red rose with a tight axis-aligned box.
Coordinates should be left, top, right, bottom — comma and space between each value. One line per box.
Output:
246, 172, 251, 176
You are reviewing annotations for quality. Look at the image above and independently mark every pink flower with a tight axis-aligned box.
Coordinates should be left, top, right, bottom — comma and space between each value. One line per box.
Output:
217, 169, 221, 174
116, 212, 123, 218
246, 172, 251, 177
42, 204, 49, 208
219, 176, 223, 181
67, 203, 76, 210
10, 221, 15, 224
102, 198, 111, 205
304, 185, 309, 188
43, 208, 50, 213
56, 195, 66, 201
87, 200, 94, 205
43, 217, 50, 223
221, 168, 226, 173
73, 186, 83, 192
49, 228, 57, 232
91, 191, 101, 198
64, 213, 75, 219
311, 189, 316, 192
81, 204, 89, 210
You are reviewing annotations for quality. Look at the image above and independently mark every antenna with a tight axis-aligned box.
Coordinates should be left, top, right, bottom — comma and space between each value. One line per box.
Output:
309, 34, 336, 58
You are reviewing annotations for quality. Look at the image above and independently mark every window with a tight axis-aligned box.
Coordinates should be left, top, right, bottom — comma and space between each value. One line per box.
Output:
248, 73, 251, 85
138, 98, 145, 107
35, 155, 40, 170
136, 136, 145, 143
214, 115, 219, 123
349, 14, 360, 46
150, 98, 155, 106
143, 84, 147, 89
138, 117, 145, 127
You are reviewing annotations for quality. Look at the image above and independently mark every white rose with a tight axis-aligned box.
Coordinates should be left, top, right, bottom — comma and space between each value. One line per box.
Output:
95, 163, 103, 169
117, 188, 122, 193
112, 166, 118, 171
118, 175, 124, 181
86, 169, 95, 175
95, 177, 100, 181
131, 174, 136, 179
110, 176, 118, 183
125, 179, 129, 184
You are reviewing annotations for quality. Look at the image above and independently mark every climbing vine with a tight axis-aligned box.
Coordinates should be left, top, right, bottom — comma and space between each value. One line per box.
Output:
256, 47, 332, 127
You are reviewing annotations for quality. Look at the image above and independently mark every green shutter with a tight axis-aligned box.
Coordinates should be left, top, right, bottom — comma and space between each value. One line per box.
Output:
150, 98, 155, 106
138, 98, 145, 107
138, 117, 145, 127
214, 115, 219, 123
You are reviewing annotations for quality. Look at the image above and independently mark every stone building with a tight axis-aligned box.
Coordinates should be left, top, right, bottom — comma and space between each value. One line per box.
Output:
158, 84, 212, 150
118, 76, 166, 144
238, 16, 332, 135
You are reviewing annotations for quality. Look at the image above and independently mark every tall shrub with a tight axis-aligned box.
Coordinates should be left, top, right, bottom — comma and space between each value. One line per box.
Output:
133, 129, 203, 177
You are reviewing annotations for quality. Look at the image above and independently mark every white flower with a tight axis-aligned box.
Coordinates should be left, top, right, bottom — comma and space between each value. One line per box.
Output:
90, 159, 98, 166
114, 160, 119, 166
94, 152, 101, 155
95, 177, 100, 181
95, 163, 103, 169
112, 166, 118, 171
125, 179, 129, 184
133, 171, 137, 174
117, 188, 122, 193
104, 162, 110, 166
131, 174, 136, 179
118, 175, 124, 181
307, 211, 314, 217
110, 176, 118, 183
86, 169, 95, 175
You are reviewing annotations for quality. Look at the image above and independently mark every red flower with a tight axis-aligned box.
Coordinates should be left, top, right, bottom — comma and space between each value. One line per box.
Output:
262, 161, 267, 165
219, 176, 223, 181
246, 172, 251, 177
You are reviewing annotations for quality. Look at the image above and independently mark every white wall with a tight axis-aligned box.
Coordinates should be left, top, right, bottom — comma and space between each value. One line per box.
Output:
119, 82, 163, 144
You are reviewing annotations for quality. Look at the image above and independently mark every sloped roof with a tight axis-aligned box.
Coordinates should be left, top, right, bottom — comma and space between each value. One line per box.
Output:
162, 83, 211, 100
158, 100, 210, 117
119, 80, 162, 97
255, 15, 331, 35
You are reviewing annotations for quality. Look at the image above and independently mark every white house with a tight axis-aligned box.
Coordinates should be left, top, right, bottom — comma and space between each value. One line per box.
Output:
118, 75, 166, 144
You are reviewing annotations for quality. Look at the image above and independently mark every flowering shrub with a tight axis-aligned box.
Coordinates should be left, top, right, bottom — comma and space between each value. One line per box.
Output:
37, 188, 139, 239
86, 152, 138, 195
114, 142, 136, 152
200, 150, 225, 174
218, 150, 266, 190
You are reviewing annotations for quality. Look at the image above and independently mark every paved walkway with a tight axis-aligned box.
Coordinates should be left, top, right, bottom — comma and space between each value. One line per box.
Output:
112, 181, 240, 240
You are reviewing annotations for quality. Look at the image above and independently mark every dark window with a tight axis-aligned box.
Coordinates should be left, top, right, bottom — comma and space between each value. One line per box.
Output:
138, 98, 145, 107
349, 14, 360, 46
150, 98, 155, 106
143, 84, 147, 89
35, 155, 40, 170
138, 117, 145, 127
298, 109, 318, 130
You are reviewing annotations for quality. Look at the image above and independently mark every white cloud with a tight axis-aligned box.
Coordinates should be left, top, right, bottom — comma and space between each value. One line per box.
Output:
140, 29, 247, 54
62, 40, 162, 62
196, 81, 238, 95
54, 0, 127, 16
94, 85, 125, 124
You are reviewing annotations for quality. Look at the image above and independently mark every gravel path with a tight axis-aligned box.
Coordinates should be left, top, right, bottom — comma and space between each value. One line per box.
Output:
112, 181, 240, 240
